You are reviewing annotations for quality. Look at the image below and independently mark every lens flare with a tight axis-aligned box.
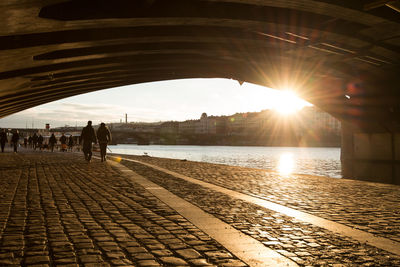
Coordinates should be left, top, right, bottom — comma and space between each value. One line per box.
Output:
278, 153, 294, 175
272, 90, 306, 115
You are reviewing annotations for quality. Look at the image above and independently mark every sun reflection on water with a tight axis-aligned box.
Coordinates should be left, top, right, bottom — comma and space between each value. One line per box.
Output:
278, 153, 294, 175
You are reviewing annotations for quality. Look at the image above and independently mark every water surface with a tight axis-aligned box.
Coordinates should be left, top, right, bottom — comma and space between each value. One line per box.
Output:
109, 145, 341, 178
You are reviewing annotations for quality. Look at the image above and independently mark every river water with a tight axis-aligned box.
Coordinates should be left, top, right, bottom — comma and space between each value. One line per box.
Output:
108, 144, 342, 178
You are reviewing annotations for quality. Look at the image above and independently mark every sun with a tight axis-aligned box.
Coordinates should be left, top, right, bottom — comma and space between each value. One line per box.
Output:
272, 90, 307, 115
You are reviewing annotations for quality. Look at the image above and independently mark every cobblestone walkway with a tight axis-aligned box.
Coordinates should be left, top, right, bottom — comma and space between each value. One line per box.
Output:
120, 159, 400, 266
116, 155, 400, 243
0, 152, 247, 266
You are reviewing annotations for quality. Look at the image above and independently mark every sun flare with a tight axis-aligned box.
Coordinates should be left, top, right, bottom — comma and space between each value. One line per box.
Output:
278, 153, 294, 175
272, 90, 307, 115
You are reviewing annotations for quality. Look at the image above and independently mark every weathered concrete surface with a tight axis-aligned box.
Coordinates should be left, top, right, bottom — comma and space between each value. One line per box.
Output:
0, 0, 400, 128
341, 122, 400, 185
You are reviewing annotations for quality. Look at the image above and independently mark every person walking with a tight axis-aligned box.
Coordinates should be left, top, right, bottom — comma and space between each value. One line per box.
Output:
68, 135, 74, 152
0, 129, 7, 153
28, 135, 32, 148
60, 133, 67, 152
11, 130, 19, 153
32, 133, 38, 150
80, 121, 97, 162
96, 123, 112, 162
37, 134, 44, 150
49, 133, 57, 152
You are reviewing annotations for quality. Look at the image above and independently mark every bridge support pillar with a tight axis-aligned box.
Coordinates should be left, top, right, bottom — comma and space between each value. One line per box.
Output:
341, 122, 400, 184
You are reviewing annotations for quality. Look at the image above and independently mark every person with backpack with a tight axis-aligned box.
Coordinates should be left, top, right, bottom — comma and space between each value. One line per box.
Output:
80, 121, 97, 162
59, 133, 67, 152
96, 123, 112, 162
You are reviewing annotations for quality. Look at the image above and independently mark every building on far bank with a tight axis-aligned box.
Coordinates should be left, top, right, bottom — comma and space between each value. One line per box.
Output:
160, 121, 179, 135
298, 106, 341, 135
179, 120, 197, 135
108, 106, 341, 146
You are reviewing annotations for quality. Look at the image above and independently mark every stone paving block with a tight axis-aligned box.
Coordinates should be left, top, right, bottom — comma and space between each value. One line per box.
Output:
131, 252, 156, 260
0, 252, 14, 258
126, 246, 148, 254
188, 258, 214, 266
79, 254, 104, 263
176, 248, 202, 259
146, 243, 166, 250
151, 249, 174, 257
24, 255, 50, 264
123, 240, 141, 247
54, 257, 77, 264
0, 258, 21, 265
204, 251, 233, 259
167, 242, 188, 250
104, 251, 125, 259
193, 245, 218, 251
186, 240, 205, 246
159, 256, 188, 265
137, 259, 162, 266
74, 242, 94, 249
25, 251, 49, 256
109, 258, 134, 265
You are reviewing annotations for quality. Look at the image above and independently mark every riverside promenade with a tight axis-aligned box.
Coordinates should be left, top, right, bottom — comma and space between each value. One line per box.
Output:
1, 150, 400, 266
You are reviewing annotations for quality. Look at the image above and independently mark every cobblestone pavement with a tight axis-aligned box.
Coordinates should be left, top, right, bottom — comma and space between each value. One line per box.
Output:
0, 152, 247, 266
115, 155, 400, 243
120, 160, 400, 266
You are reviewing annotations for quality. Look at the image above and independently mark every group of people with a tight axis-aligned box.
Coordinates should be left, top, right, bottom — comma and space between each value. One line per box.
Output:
0, 128, 20, 153
47, 133, 74, 152
1, 121, 111, 162
80, 121, 111, 162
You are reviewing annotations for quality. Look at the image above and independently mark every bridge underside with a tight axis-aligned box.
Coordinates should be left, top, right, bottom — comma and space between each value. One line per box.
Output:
0, 0, 400, 183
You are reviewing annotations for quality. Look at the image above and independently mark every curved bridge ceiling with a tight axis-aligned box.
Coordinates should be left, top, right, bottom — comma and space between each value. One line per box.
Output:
0, 0, 399, 129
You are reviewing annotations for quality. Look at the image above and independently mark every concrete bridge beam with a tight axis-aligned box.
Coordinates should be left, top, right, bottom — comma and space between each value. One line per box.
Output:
341, 122, 400, 185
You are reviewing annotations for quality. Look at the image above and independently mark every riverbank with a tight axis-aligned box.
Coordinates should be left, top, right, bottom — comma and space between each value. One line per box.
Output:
110, 153, 400, 265
112, 153, 400, 243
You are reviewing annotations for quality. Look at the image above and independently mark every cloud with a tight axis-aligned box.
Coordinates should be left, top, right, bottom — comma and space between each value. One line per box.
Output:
60, 102, 118, 111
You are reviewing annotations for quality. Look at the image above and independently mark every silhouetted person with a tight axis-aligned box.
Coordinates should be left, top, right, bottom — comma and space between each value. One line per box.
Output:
28, 135, 32, 148
96, 122, 112, 162
60, 133, 67, 152
11, 130, 19, 153
80, 121, 97, 162
68, 135, 74, 152
0, 129, 7, 153
37, 134, 44, 150
32, 133, 38, 150
23, 137, 28, 148
49, 133, 57, 152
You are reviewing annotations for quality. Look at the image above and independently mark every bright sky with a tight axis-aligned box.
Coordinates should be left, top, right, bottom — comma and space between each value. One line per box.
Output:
0, 78, 311, 129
